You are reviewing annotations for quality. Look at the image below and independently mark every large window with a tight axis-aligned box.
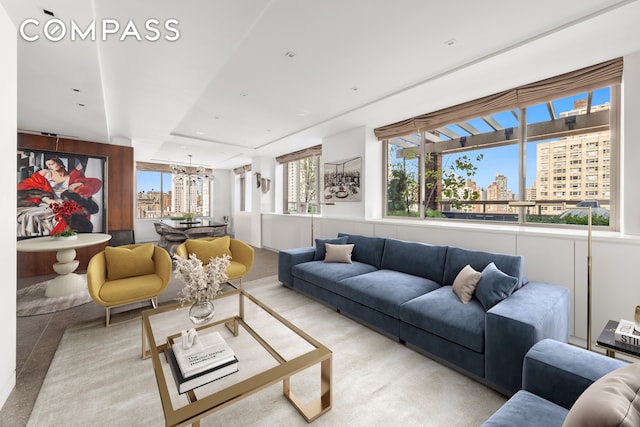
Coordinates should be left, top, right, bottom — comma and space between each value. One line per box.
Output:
284, 155, 321, 213
384, 83, 618, 228
277, 145, 322, 214
136, 163, 211, 219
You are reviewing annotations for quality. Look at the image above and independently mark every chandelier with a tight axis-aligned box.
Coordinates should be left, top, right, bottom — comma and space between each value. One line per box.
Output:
170, 155, 213, 181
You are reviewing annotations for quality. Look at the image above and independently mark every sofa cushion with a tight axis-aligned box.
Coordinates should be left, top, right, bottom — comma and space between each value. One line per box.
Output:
443, 246, 524, 289
292, 260, 378, 293
338, 233, 386, 269
324, 243, 354, 263
337, 269, 440, 318
481, 390, 568, 427
313, 236, 349, 261
380, 238, 448, 283
452, 264, 481, 304
400, 286, 486, 353
475, 262, 519, 310
563, 362, 640, 427
105, 243, 155, 281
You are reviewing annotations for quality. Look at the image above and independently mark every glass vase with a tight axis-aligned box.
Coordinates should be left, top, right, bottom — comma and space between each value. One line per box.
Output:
189, 300, 214, 325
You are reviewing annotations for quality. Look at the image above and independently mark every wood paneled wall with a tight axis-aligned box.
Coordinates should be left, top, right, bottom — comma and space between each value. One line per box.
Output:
17, 133, 134, 277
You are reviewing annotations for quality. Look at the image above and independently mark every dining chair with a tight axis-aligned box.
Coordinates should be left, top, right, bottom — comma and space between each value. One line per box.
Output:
153, 222, 188, 255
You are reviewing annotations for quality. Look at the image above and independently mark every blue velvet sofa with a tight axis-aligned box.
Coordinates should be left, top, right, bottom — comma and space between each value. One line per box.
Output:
278, 233, 570, 395
482, 339, 627, 426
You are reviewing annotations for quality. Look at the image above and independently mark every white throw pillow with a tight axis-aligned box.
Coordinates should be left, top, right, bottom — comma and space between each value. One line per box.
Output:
452, 264, 481, 304
324, 243, 355, 264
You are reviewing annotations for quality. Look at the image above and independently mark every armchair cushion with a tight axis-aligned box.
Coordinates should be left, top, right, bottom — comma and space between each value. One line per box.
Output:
185, 236, 231, 265
104, 243, 155, 280
563, 362, 640, 427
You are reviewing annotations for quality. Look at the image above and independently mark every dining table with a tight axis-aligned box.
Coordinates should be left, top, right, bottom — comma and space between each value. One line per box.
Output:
160, 218, 227, 232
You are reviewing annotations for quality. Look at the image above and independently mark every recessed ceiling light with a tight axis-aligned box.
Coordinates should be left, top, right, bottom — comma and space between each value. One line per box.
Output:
284, 51, 296, 58
77, 103, 85, 107
240, 92, 248, 97
43, 9, 55, 17
214, 116, 220, 120
444, 38, 457, 47
71, 88, 81, 93
350, 87, 359, 92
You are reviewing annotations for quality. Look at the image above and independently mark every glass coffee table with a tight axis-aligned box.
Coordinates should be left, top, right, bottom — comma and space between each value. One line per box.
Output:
142, 287, 332, 426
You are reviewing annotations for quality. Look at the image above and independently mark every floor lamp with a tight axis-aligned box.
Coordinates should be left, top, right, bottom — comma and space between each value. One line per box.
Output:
310, 202, 335, 245
578, 206, 593, 351
509, 201, 594, 350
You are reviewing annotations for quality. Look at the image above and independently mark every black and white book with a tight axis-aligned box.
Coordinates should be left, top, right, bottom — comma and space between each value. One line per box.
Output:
166, 346, 238, 394
615, 319, 640, 347
170, 331, 237, 378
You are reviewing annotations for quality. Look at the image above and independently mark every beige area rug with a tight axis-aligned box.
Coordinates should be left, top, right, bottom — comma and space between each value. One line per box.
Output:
17, 275, 93, 316
28, 276, 506, 426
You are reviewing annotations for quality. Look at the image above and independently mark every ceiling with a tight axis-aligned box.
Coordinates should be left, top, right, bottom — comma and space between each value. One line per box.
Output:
3, 0, 640, 170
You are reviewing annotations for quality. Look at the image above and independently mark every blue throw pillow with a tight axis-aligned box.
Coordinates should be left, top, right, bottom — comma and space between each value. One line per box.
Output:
475, 262, 519, 310
314, 236, 349, 261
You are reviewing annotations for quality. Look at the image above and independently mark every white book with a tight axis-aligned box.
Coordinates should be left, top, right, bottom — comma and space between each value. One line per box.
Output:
166, 347, 238, 394
614, 319, 640, 347
171, 331, 236, 378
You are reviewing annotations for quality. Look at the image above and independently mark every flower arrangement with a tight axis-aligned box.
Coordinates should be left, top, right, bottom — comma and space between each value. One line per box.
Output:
49, 199, 83, 237
173, 253, 231, 303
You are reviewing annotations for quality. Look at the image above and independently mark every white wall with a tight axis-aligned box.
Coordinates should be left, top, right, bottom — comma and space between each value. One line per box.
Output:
0, 1, 17, 407
621, 52, 640, 235
321, 126, 368, 220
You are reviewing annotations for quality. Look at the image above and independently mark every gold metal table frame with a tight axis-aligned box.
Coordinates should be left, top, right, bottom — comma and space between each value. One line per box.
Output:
142, 287, 332, 426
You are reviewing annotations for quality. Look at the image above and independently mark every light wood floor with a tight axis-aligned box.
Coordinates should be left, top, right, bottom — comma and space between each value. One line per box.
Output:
0, 246, 279, 427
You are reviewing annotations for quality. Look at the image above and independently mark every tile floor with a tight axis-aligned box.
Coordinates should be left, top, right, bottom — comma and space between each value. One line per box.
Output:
0, 246, 279, 427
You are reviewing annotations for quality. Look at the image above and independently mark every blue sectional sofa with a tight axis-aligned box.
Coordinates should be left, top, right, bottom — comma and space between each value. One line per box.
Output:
278, 233, 570, 395
482, 339, 628, 426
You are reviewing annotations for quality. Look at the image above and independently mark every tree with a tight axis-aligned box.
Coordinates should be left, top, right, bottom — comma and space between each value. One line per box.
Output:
388, 164, 418, 215
300, 157, 317, 208
425, 153, 483, 212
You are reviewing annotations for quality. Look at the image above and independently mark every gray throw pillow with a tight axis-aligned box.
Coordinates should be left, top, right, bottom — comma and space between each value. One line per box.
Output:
314, 236, 349, 261
324, 243, 355, 264
563, 362, 640, 427
475, 262, 518, 310
452, 264, 482, 304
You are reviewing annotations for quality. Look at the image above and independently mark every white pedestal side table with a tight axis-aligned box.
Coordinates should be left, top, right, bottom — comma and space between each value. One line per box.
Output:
17, 233, 112, 297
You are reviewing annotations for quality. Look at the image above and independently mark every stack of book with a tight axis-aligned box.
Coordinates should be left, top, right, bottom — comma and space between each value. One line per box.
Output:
166, 331, 238, 394
614, 319, 640, 347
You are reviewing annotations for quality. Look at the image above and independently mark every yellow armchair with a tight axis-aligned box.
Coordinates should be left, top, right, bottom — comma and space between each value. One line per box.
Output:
175, 237, 254, 284
87, 243, 172, 326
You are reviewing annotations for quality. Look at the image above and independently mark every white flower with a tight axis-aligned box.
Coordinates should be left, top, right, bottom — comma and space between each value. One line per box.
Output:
173, 253, 231, 303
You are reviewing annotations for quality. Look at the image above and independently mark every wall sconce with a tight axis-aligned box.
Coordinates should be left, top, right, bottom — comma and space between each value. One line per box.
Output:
565, 115, 577, 130
260, 177, 271, 194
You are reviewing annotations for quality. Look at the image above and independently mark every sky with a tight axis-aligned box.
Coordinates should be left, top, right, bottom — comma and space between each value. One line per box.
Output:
137, 170, 173, 193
